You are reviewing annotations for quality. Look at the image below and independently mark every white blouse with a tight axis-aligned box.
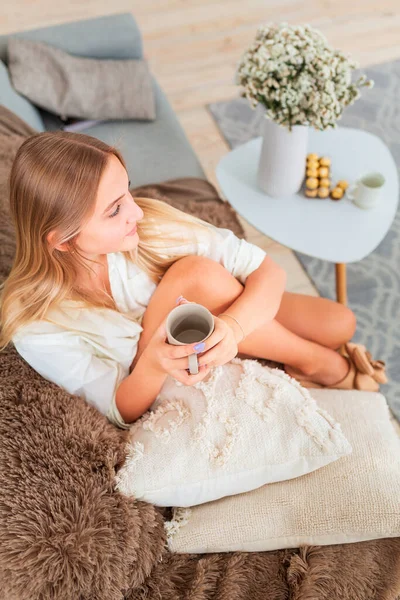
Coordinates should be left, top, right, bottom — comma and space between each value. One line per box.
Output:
13, 221, 267, 429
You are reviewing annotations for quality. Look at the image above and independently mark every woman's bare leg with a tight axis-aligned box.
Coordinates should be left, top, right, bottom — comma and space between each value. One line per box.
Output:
272, 291, 357, 383
135, 256, 350, 385
274, 291, 357, 350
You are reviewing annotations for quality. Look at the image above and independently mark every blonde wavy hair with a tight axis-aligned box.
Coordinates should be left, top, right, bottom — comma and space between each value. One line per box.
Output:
0, 131, 212, 350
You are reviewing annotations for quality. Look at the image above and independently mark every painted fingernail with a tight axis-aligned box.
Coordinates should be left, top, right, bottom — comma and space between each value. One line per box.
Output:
175, 295, 184, 305
194, 341, 205, 353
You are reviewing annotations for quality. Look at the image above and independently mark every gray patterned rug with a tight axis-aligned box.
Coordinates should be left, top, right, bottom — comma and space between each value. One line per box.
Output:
207, 59, 400, 421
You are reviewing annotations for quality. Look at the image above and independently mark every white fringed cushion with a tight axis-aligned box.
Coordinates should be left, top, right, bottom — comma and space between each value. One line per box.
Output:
115, 358, 351, 507
165, 389, 400, 553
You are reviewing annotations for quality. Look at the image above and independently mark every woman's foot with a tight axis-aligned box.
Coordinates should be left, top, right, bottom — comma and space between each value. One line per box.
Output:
285, 343, 387, 392
345, 342, 387, 385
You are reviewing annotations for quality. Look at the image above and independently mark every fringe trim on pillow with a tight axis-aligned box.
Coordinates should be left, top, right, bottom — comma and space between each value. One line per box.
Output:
272, 365, 349, 452
141, 398, 190, 441
114, 441, 145, 496
232, 357, 345, 454
164, 507, 192, 544
234, 358, 290, 421
192, 366, 240, 467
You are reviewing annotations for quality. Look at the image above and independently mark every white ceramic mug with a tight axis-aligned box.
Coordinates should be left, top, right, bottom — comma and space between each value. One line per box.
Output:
166, 303, 215, 375
347, 172, 385, 210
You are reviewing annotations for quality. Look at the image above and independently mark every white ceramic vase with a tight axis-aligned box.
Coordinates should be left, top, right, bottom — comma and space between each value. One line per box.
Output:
257, 117, 309, 198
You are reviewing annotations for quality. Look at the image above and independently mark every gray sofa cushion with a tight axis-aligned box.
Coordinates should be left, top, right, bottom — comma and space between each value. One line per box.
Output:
0, 61, 45, 131
7, 37, 156, 121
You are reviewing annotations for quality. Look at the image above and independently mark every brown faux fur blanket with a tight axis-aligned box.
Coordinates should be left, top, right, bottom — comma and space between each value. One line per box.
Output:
1, 104, 400, 599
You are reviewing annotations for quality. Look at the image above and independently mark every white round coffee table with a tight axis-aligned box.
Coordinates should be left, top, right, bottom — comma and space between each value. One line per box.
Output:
216, 126, 399, 304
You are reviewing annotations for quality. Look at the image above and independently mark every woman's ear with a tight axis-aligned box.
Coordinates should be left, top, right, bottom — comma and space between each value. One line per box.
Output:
47, 230, 69, 252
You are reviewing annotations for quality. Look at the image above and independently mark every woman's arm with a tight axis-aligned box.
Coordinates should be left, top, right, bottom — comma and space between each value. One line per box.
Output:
130, 328, 149, 372
218, 255, 287, 341
116, 351, 168, 424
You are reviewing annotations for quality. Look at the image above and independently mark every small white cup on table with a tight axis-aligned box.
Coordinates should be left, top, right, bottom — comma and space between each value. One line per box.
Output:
347, 172, 385, 210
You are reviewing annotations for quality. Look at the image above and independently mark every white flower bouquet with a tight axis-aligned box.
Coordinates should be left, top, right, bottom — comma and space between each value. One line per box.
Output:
235, 23, 374, 131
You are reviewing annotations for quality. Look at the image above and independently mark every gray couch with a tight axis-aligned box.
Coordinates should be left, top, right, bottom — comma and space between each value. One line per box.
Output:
0, 11, 206, 187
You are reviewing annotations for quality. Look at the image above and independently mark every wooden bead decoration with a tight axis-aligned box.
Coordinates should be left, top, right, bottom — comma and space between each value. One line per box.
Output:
330, 187, 344, 200
306, 168, 319, 178
317, 187, 329, 198
319, 157, 331, 167
318, 166, 329, 178
306, 177, 319, 190
319, 178, 331, 188
305, 188, 318, 198
337, 180, 349, 190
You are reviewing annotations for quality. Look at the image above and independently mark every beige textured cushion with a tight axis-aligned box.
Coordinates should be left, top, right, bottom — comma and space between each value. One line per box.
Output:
7, 37, 156, 121
166, 389, 400, 552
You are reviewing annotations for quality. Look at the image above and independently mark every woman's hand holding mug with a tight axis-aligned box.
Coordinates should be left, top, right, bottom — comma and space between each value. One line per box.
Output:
142, 296, 240, 386
173, 297, 241, 372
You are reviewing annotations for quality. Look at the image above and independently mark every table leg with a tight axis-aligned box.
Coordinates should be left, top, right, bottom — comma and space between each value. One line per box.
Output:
335, 263, 348, 356
335, 263, 347, 305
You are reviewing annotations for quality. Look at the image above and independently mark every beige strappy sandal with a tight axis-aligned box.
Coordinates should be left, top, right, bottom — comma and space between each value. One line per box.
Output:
285, 343, 388, 392
345, 342, 387, 389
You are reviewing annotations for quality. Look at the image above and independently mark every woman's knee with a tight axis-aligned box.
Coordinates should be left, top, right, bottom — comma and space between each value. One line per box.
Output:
329, 304, 357, 348
164, 255, 239, 294
165, 254, 213, 282
143, 256, 220, 317
161, 254, 244, 313
340, 305, 357, 340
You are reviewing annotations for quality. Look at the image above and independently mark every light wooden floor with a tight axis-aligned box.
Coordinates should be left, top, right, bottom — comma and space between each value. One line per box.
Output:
2, 1, 399, 433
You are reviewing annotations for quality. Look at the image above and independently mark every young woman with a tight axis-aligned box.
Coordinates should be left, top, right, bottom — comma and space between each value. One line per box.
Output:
0, 132, 386, 429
